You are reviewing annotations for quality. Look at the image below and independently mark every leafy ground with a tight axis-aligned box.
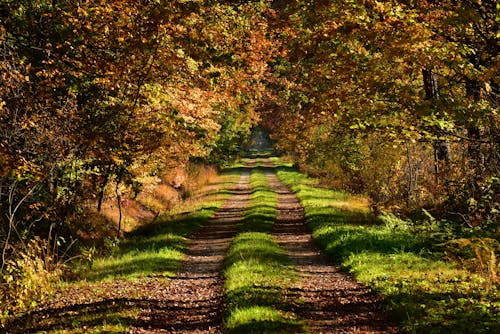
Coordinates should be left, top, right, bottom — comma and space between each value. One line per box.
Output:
6, 156, 497, 333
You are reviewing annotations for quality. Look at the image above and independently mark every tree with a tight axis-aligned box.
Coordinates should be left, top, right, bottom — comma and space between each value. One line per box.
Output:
265, 0, 498, 217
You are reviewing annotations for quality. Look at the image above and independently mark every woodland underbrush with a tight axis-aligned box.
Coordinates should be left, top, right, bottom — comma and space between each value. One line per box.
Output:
275, 160, 499, 334
291, 137, 498, 226
0, 238, 62, 326
91, 163, 218, 236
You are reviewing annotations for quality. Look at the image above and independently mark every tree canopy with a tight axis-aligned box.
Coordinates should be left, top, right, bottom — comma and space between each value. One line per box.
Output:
265, 0, 498, 221
1, 0, 279, 242
1, 0, 498, 271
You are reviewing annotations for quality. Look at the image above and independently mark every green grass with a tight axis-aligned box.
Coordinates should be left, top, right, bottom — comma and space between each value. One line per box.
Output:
6, 169, 243, 334
74, 169, 242, 283
238, 164, 277, 233
78, 199, 228, 282
275, 161, 499, 334
223, 165, 307, 333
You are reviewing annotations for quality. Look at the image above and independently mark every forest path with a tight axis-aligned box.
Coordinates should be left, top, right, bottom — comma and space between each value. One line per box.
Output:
130, 168, 253, 333
7, 158, 398, 333
131, 158, 397, 333
5, 165, 253, 334
262, 158, 398, 333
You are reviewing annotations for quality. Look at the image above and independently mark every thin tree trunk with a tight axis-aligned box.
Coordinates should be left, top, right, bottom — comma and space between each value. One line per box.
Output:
97, 173, 109, 212
115, 178, 122, 238
423, 68, 449, 180
406, 143, 416, 207
2, 181, 36, 271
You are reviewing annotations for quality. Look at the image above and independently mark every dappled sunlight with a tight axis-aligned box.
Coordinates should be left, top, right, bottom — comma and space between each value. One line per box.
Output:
2, 0, 497, 331
276, 162, 499, 334
327, 198, 371, 212
88, 251, 182, 282
225, 306, 305, 334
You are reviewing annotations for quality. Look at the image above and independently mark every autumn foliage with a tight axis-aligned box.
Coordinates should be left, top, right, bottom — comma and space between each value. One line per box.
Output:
0, 0, 278, 316
265, 0, 498, 223
0, 0, 498, 323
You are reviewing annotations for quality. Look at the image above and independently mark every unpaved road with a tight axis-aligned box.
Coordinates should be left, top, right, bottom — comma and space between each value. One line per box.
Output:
7, 160, 397, 333
132, 159, 397, 333
131, 170, 252, 333
264, 159, 398, 333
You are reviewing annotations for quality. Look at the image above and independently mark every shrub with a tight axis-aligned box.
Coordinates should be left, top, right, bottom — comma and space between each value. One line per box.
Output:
1, 238, 62, 326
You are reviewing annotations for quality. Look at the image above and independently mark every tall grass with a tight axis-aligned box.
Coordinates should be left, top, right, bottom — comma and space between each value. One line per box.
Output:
275, 162, 499, 334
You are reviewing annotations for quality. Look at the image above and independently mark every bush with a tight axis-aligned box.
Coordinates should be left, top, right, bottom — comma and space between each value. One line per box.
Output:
0, 238, 62, 326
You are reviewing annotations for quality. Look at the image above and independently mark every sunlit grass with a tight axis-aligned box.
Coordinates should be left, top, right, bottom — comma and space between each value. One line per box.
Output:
17, 167, 244, 333
85, 247, 183, 281
223, 167, 306, 333
238, 166, 277, 233
74, 205, 220, 283
225, 232, 296, 292
225, 306, 304, 334
72, 170, 241, 283
275, 160, 500, 334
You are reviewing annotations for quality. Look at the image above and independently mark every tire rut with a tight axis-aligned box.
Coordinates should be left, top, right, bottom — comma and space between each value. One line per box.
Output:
131, 171, 252, 333
263, 160, 398, 333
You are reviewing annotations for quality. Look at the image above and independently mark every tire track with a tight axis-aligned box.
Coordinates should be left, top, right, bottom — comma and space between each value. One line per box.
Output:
263, 159, 398, 333
131, 170, 252, 333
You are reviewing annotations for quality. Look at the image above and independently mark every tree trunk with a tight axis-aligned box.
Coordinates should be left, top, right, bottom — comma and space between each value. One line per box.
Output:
115, 177, 122, 238
423, 68, 439, 99
466, 75, 483, 162
97, 173, 109, 212
422, 68, 449, 178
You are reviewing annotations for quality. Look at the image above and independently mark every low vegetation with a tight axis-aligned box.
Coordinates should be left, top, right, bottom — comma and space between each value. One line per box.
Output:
223, 164, 305, 333
3, 168, 241, 332
275, 160, 499, 334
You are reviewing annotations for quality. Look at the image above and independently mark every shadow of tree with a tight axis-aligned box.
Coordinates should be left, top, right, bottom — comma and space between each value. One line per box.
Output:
7, 295, 230, 333
226, 319, 306, 334
7, 299, 139, 333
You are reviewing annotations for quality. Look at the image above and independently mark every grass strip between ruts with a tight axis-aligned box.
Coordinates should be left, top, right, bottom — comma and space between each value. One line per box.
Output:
223, 162, 307, 333
273, 158, 499, 334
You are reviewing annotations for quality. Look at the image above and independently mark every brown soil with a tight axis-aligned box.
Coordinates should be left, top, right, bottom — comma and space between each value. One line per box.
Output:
263, 159, 398, 333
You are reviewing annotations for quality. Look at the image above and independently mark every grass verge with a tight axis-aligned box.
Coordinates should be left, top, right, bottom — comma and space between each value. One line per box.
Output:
77, 168, 242, 282
275, 160, 499, 334
223, 164, 306, 333
6, 168, 242, 333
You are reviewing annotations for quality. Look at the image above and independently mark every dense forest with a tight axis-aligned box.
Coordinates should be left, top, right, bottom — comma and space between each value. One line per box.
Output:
0, 0, 498, 327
